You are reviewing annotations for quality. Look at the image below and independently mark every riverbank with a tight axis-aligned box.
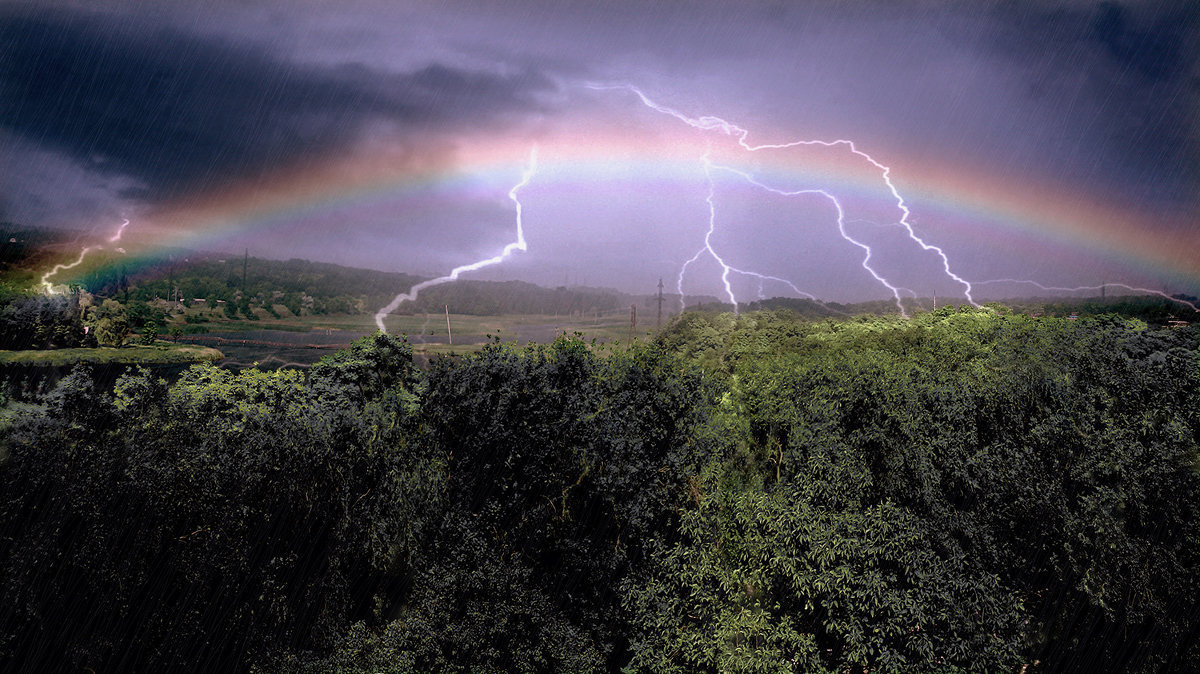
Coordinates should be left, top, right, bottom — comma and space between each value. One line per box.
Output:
0, 343, 224, 367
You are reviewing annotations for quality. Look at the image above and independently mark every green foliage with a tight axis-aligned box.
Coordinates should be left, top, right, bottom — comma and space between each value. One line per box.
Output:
635, 309, 1200, 672
137, 322, 159, 345
126, 299, 167, 330
345, 335, 713, 672
0, 343, 222, 367
0, 290, 90, 349
87, 298, 131, 347
2, 309, 1198, 673
626, 484, 1021, 673
0, 335, 435, 671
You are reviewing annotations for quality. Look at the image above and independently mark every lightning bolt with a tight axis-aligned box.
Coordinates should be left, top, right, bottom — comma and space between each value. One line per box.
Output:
375, 148, 537, 332
40, 217, 130, 294
709, 160, 907, 314
41, 246, 98, 294
109, 218, 130, 243
674, 152, 824, 312
972, 279, 1199, 312
372, 85, 1186, 328
737, 270, 818, 302
587, 83, 976, 317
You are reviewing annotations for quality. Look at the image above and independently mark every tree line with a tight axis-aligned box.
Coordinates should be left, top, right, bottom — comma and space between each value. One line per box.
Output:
1, 308, 1198, 672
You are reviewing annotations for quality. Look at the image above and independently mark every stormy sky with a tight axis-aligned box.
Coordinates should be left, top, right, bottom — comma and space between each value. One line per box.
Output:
2, 0, 1197, 303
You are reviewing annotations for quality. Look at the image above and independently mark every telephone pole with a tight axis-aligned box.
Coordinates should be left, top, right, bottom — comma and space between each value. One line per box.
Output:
656, 277, 664, 328
629, 304, 637, 342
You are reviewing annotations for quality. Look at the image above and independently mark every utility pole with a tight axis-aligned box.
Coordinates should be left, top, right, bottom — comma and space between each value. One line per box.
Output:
933, 290, 937, 311
444, 305, 453, 345
656, 277, 664, 328
1101, 283, 1106, 300
629, 304, 637, 342
242, 248, 248, 289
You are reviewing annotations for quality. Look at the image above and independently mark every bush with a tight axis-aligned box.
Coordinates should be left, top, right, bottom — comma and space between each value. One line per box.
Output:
137, 323, 158, 345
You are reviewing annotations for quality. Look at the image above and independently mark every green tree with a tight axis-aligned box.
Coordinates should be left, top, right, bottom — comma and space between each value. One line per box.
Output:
0, 335, 434, 672
291, 336, 713, 673
87, 298, 131, 346
638, 309, 1200, 672
137, 322, 159, 345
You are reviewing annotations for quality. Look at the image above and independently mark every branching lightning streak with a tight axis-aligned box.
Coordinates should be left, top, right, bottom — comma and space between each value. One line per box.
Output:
41, 246, 98, 294
675, 247, 707, 311
587, 83, 977, 315
375, 148, 537, 332
700, 155, 737, 309
675, 153, 823, 312
973, 279, 1199, 312
40, 218, 130, 294
109, 218, 130, 243
369, 85, 1184, 328
711, 161, 907, 314
735, 269, 817, 302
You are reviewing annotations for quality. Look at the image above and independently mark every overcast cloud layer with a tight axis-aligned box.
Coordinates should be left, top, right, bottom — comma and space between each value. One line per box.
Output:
2, 1, 1197, 301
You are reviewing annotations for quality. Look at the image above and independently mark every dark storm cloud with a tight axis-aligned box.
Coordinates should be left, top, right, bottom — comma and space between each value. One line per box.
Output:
971, 1, 1198, 205
0, 6, 554, 201
3, 0, 1195, 297
1090, 1, 1189, 81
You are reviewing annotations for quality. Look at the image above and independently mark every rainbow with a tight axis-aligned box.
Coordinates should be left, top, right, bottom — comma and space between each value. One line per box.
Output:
40, 110, 1200, 300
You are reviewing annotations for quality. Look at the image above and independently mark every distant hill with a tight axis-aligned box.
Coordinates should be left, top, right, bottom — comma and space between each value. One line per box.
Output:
3, 223, 1194, 323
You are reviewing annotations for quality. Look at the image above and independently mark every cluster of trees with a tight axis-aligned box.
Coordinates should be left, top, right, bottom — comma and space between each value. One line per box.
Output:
0, 285, 160, 349
0, 289, 91, 349
649, 308, 1200, 671
58, 249, 669, 320
2, 308, 1198, 672
76, 254, 643, 321
1002, 294, 1200, 324
128, 258, 644, 319
0, 333, 709, 672
745, 294, 1200, 326
113, 255, 416, 318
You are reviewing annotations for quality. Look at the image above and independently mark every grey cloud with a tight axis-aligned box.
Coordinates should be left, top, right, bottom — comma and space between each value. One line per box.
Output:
0, 6, 555, 202
1089, 1, 1192, 82
935, 1, 1199, 206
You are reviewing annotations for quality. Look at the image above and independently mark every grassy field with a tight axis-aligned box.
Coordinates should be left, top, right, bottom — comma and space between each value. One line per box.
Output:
0, 342, 224, 367
173, 307, 658, 347
380, 312, 653, 343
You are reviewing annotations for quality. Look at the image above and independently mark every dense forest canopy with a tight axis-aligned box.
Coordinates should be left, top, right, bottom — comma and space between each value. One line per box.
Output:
2, 307, 1198, 672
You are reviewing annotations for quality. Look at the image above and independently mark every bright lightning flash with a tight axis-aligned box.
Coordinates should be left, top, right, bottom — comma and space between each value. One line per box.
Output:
589, 83, 976, 317
41, 246, 98, 294
109, 218, 130, 243
375, 85, 1188, 326
375, 148, 537, 332
973, 279, 1199, 312
675, 153, 824, 312
40, 218, 130, 294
